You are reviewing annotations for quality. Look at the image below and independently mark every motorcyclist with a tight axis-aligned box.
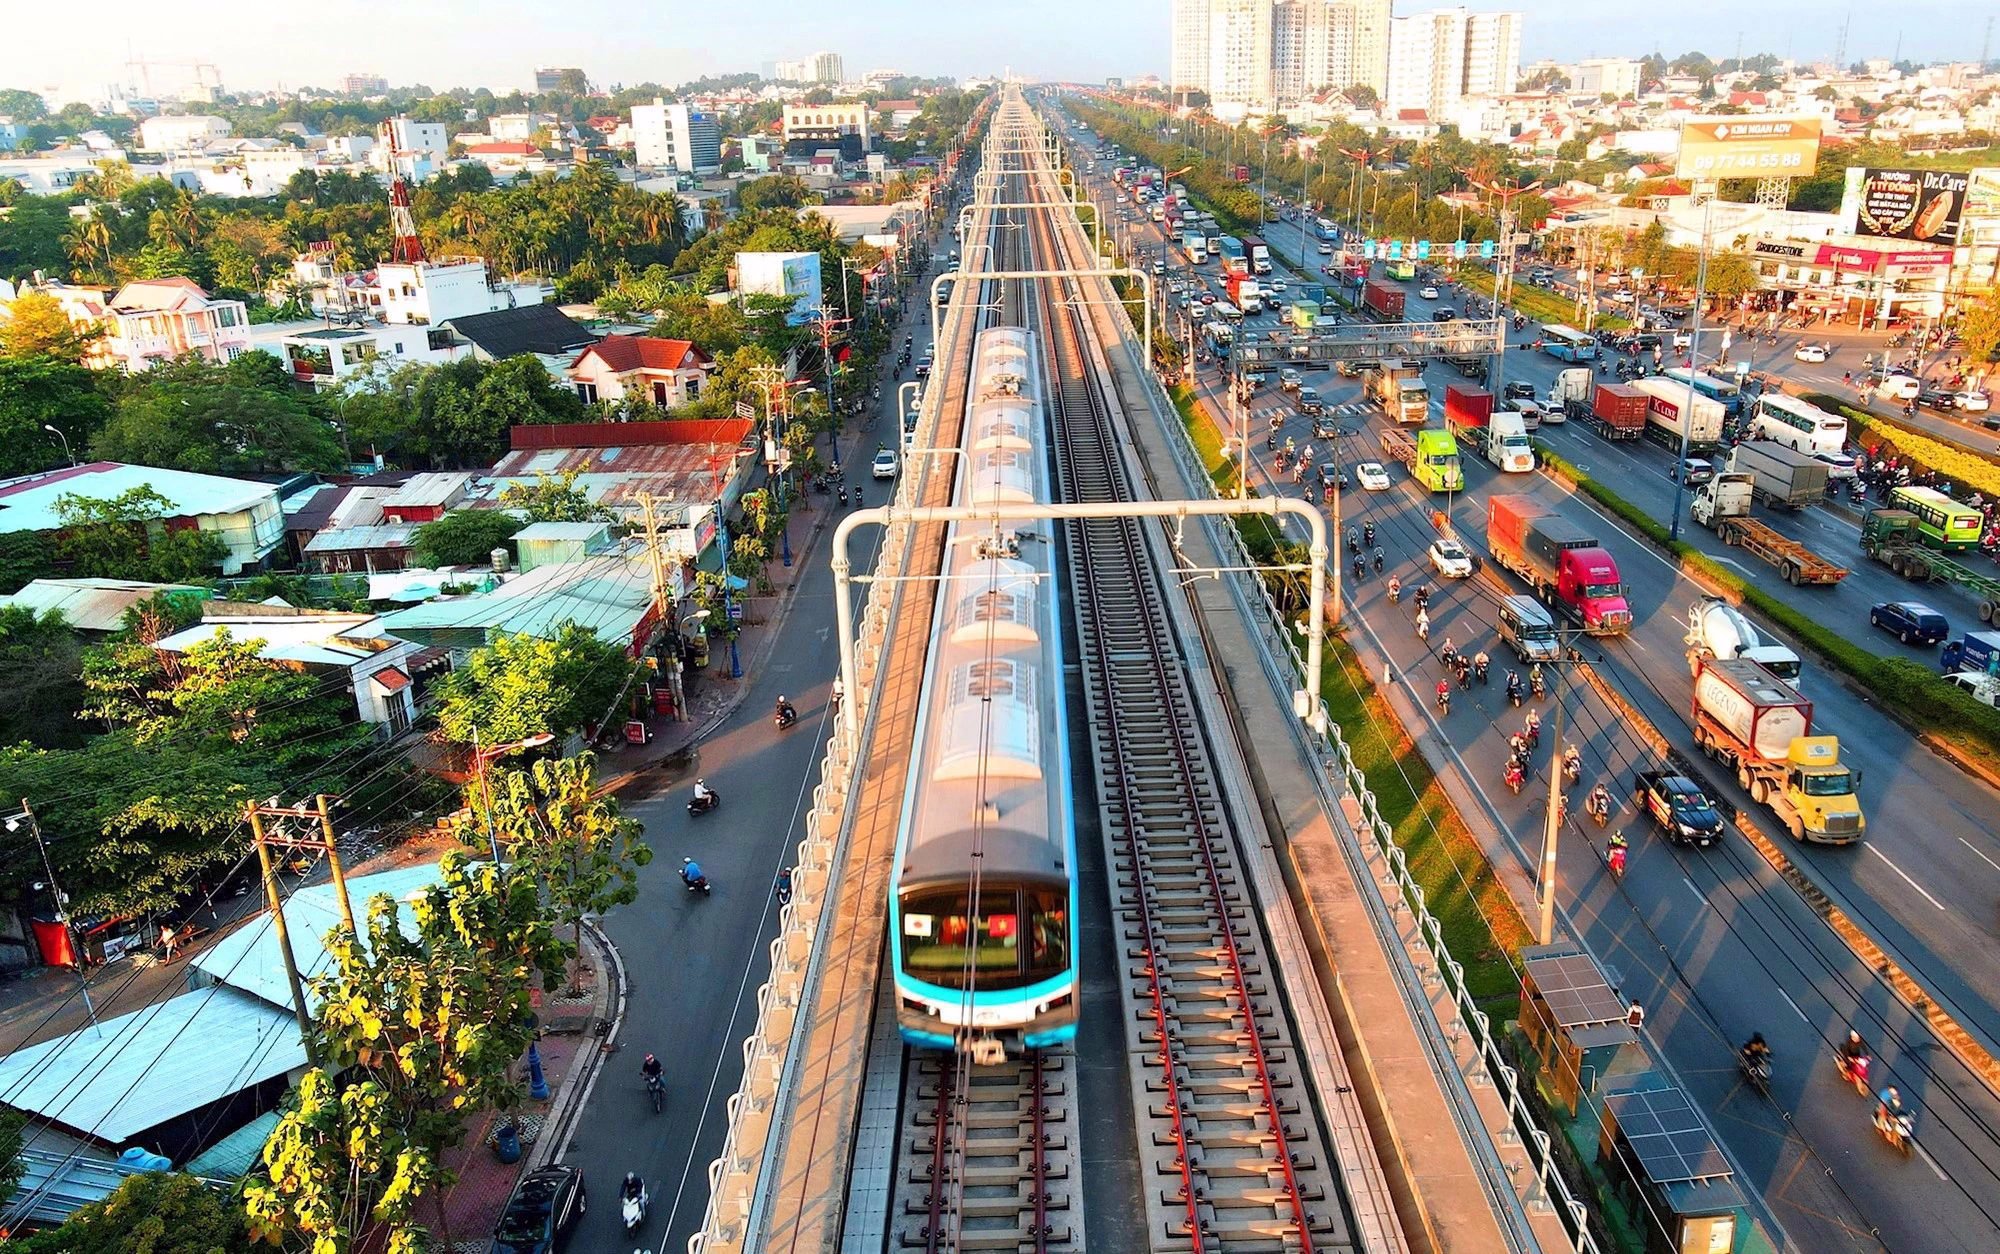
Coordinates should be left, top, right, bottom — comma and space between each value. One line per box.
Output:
623, 1171, 647, 1203
830, 677, 845, 711
1387, 575, 1402, 603
1606, 830, 1628, 870
692, 778, 715, 806
1524, 709, 1543, 747
1362, 521, 1376, 547
1562, 743, 1582, 783
1876, 1086, 1910, 1137
1504, 759, 1525, 793
1415, 607, 1430, 640
1435, 679, 1451, 711
1505, 671, 1523, 704
1588, 783, 1612, 824
776, 694, 798, 724
1838, 1029, 1872, 1086
681, 857, 707, 888
1473, 650, 1490, 682
1741, 1033, 1771, 1070
641, 1053, 663, 1085
1529, 663, 1546, 697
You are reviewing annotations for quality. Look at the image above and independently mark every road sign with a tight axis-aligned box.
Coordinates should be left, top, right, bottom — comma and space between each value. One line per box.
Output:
1232, 317, 1504, 367
1416, 240, 1431, 260
1480, 241, 1496, 259
735, 400, 756, 419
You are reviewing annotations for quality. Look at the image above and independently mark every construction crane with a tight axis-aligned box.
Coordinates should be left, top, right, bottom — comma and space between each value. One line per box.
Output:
124, 58, 223, 100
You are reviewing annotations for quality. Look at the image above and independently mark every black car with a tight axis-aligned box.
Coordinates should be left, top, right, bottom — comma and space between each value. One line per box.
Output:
1919, 387, 1957, 411
1431, 308, 1457, 322
1632, 771, 1724, 847
491, 1165, 586, 1254
1503, 380, 1536, 402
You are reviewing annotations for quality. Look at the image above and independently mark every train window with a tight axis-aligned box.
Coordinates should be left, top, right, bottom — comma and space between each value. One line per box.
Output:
902, 886, 1071, 988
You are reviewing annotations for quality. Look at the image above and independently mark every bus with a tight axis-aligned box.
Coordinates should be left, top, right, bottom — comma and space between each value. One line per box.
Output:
1661, 367, 1744, 418
1749, 394, 1848, 458
1414, 429, 1464, 492
1314, 217, 1338, 240
1888, 485, 1983, 551
1540, 324, 1599, 362
1386, 260, 1417, 281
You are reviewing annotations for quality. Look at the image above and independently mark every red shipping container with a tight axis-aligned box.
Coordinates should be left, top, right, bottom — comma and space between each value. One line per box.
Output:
1445, 383, 1493, 428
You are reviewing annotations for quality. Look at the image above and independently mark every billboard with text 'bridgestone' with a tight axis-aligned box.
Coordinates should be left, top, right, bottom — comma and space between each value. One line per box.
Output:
1674, 117, 1821, 180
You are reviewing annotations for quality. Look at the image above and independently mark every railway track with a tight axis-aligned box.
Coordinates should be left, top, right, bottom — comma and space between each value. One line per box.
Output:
1024, 139, 1354, 1252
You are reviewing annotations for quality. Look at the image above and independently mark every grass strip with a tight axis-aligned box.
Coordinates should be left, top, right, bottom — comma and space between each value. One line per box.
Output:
1801, 392, 2000, 497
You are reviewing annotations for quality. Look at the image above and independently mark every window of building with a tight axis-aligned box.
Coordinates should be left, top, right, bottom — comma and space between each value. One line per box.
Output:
575, 382, 598, 404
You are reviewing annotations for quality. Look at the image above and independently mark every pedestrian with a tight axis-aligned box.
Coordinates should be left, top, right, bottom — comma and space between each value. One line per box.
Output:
1625, 1000, 1646, 1030
1843, 370, 1852, 388
159, 922, 179, 963
775, 868, 794, 907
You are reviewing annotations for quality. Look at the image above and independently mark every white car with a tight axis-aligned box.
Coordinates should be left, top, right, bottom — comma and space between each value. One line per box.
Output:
1419, 285, 1440, 300
1428, 538, 1475, 579
1355, 461, 1391, 491
871, 448, 899, 480
1793, 343, 1829, 363
1876, 374, 1921, 401
1267, 280, 1288, 294
1317, 242, 1333, 254
1956, 390, 1991, 413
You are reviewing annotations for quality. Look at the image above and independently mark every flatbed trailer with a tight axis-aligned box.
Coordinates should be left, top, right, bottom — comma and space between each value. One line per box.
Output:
1861, 509, 2000, 622
1713, 516, 1848, 585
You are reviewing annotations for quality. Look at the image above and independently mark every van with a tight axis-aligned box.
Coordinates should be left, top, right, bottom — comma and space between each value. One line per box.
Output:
1497, 595, 1563, 662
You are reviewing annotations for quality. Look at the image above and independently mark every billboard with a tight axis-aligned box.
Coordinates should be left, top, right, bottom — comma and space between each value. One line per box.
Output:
736, 250, 823, 326
1841, 167, 1970, 245
1674, 116, 1821, 180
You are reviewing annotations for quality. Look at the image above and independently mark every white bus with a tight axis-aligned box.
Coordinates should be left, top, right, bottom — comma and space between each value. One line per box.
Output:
1540, 324, 1598, 362
1749, 393, 1848, 457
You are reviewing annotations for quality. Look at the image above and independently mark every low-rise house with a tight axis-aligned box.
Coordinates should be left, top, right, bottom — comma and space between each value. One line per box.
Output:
152, 608, 421, 731
0, 578, 206, 633
0, 461, 283, 575
277, 323, 461, 389
441, 303, 600, 373
371, 546, 666, 659
567, 335, 713, 407
32, 277, 251, 371
478, 419, 757, 529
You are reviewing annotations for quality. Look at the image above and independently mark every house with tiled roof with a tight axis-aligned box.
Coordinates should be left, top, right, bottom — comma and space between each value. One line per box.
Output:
20, 277, 250, 372
567, 335, 715, 408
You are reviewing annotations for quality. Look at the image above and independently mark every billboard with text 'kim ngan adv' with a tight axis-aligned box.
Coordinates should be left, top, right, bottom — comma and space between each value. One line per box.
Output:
1675, 117, 1821, 180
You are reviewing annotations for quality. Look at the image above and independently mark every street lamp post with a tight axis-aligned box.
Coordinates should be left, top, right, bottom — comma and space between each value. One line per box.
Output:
7, 802, 98, 1031
43, 425, 76, 467
1668, 193, 1718, 542
469, 731, 555, 863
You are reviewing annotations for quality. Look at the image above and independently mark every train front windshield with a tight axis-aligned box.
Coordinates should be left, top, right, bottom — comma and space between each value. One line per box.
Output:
900, 885, 1070, 991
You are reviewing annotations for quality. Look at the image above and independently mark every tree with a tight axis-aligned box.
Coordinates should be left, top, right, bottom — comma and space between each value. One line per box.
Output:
432, 625, 641, 747
0, 355, 110, 478
0, 196, 72, 275
1960, 290, 2000, 385
474, 753, 650, 990
51, 487, 230, 583
244, 854, 570, 1253
0, 605, 88, 749
1345, 84, 1379, 110
92, 354, 344, 475
1, 291, 99, 362
0, 1108, 23, 1209
411, 509, 525, 566
737, 174, 813, 211
2, 1170, 251, 1254
1701, 251, 1762, 303
498, 466, 606, 522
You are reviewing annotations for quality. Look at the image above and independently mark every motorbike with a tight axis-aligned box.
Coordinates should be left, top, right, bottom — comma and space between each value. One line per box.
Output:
687, 790, 721, 817
1435, 685, 1451, 714
1739, 1050, 1773, 1097
1506, 679, 1523, 709
1505, 763, 1525, 795
1607, 840, 1627, 879
1835, 1050, 1872, 1096
1874, 1106, 1915, 1156
623, 1173, 651, 1230
1588, 793, 1611, 828
1562, 754, 1581, 786
1474, 657, 1489, 685
645, 1074, 665, 1115
838, 486, 849, 506
775, 705, 798, 730
682, 870, 712, 895
1388, 580, 1402, 604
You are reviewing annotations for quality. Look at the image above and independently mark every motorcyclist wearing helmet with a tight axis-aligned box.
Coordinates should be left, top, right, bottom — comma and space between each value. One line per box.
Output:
775, 695, 797, 722
1741, 1033, 1771, 1068
681, 857, 706, 887
641, 1053, 663, 1083
692, 778, 714, 804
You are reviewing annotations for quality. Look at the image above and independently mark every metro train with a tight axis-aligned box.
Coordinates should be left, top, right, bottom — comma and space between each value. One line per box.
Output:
889, 325, 1080, 1061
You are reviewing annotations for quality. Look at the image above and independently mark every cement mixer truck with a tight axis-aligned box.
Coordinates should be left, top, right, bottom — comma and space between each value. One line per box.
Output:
1684, 597, 1803, 683
1689, 657, 1864, 845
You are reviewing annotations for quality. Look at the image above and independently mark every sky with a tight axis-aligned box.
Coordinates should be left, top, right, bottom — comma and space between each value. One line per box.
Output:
3, 0, 1992, 103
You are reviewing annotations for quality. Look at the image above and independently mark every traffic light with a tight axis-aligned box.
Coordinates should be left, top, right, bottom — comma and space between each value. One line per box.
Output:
1453, 240, 1468, 259
1416, 239, 1431, 260
1480, 240, 1496, 259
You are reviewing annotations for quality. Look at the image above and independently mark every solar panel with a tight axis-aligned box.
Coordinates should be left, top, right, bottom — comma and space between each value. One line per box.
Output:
1606, 1087, 1733, 1185
1526, 952, 1627, 1029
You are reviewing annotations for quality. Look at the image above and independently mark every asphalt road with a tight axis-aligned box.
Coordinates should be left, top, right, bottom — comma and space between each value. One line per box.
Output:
554, 281, 939, 1254
1072, 150, 2000, 1251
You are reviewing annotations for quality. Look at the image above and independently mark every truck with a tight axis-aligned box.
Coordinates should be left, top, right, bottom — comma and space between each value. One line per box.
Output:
1547, 367, 1593, 421
1689, 656, 1865, 844
1685, 597, 1803, 682
1628, 377, 1725, 450
1689, 472, 1752, 528
1483, 411, 1535, 473
1369, 359, 1430, 425
1485, 495, 1633, 635
1585, 381, 1648, 440
1728, 440, 1830, 509
1686, 475, 1849, 583
1289, 302, 1319, 329
1444, 382, 1491, 430
1225, 273, 1264, 314
1182, 231, 1208, 264
1379, 428, 1463, 492
1218, 237, 1248, 276
1242, 235, 1273, 275
1941, 630, 2000, 676
1859, 510, 2000, 622
1362, 279, 1405, 322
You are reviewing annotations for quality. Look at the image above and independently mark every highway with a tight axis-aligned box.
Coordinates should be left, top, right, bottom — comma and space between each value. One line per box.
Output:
1072, 134, 2000, 1252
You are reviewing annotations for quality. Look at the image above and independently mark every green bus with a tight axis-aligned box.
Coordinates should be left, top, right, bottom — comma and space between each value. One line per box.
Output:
1386, 260, 1417, 281
1889, 485, 1982, 551
1414, 429, 1463, 492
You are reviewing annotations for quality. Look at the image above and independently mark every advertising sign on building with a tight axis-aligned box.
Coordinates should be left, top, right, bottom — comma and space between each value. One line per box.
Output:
1674, 117, 1821, 179
1841, 167, 1970, 245
736, 250, 824, 326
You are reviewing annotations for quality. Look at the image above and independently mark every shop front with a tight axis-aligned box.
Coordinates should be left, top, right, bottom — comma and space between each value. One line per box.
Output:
1752, 238, 1952, 327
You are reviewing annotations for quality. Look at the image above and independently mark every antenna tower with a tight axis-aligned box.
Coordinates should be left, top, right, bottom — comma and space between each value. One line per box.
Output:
388, 176, 426, 265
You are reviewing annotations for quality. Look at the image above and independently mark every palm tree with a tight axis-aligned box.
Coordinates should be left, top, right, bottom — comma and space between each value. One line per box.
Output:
66, 207, 116, 279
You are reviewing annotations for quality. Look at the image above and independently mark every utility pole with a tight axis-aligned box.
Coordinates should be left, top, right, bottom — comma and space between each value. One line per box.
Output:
634, 492, 688, 723
6, 800, 98, 1032
1668, 189, 1717, 542
1537, 665, 1569, 946
247, 797, 359, 1059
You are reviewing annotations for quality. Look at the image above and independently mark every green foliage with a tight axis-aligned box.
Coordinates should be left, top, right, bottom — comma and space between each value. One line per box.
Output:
0, 1108, 23, 1207
92, 354, 343, 475
51, 487, 230, 583
737, 174, 814, 211
498, 466, 606, 523
335, 357, 585, 469
411, 509, 525, 567
2, 1170, 250, 1254
1, 291, 100, 362
0, 531, 54, 595
0, 197, 71, 275
432, 625, 641, 746
1958, 289, 2000, 377
0, 355, 111, 479
0, 605, 88, 749
244, 853, 571, 1254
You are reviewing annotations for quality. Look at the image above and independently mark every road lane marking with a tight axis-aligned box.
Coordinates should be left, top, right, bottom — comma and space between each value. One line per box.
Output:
1777, 989, 1810, 1024
1865, 845, 1946, 911
1959, 836, 2000, 874
1914, 1142, 1948, 1181
1682, 875, 1707, 906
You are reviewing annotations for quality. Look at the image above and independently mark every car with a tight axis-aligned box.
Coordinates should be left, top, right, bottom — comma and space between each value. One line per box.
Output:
491, 1165, 586, 1254
1279, 368, 1303, 391
1317, 242, 1333, 254
1812, 451, 1859, 480
1957, 390, 1991, 413
871, 447, 899, 480
1869, 600, 1949, 647
1152, 261, 1166, 275
1431, 308, 1457, 322
1502, 380, 1536, 402
1793, 343, 1829, 363
1317, 462, 1342, 488
1419, 285, 1440, 300
1355, 461, 1391, 491
1297, 386, 1325, 415
1919, 387, 1958, 411
1876, 374, 1921, 401
1669, 457, 1714, 485
1267, 279, 1288, 294
1428, 537, 1475, 579
1337, 358, 1379, 378
1608, 289, 1635, 303
1311, 414, 1343, 438
1632, 771, 1725, 848
1201, 292, 1216, 304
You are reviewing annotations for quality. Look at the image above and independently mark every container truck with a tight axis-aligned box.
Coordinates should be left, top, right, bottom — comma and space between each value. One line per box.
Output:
1547, 367, 1593, 420
1379, 428, 1463, 492
1218, 237, 1248, 276
1728, 440, 1830, 509
1225, 273, 1264, 314
1684, 597, 1803, 682
1485, 495, 1633, 635
1629, 377, 1725, 450
1369, 359, 1431, 424
1687, 475, 1849, 583
1689, 656, 1865, 844
1362, 279, 1405, 322
1181, 232, 1207, 263
1242, 235, 1273, 275
1444, 382, 1491, 430
1585, 382, 1648, 440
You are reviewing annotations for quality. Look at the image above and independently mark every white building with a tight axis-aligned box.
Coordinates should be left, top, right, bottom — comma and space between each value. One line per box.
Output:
373, 258, 547, 327
1461, 11, 1521, 98
1208, 0, 1276, 107
1175, 0, 1391, 106
1171, 0, 1212, 100
1387, 7, 1521, 118
774, 52, 845, 85
630, 100, 722, 173
137, 114, 230, 152
372, 116, 447, 181
1574, 57, 1643, 99
488, 112, 558, 143
153, 613, 420, 731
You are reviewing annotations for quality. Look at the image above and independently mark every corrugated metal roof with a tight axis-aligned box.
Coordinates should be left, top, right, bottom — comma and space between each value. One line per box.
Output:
192, 864, 443, 1016
0, 579, 205, 633
3, 1148, 218, 1227
0, 988, 305, 1143
303, 524, 419, 553
152, 615, 386, 668
371, 553, 652, 649
380, 471, 472, 510
0, 463, 279, 535
181, 1109, 282, 1179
